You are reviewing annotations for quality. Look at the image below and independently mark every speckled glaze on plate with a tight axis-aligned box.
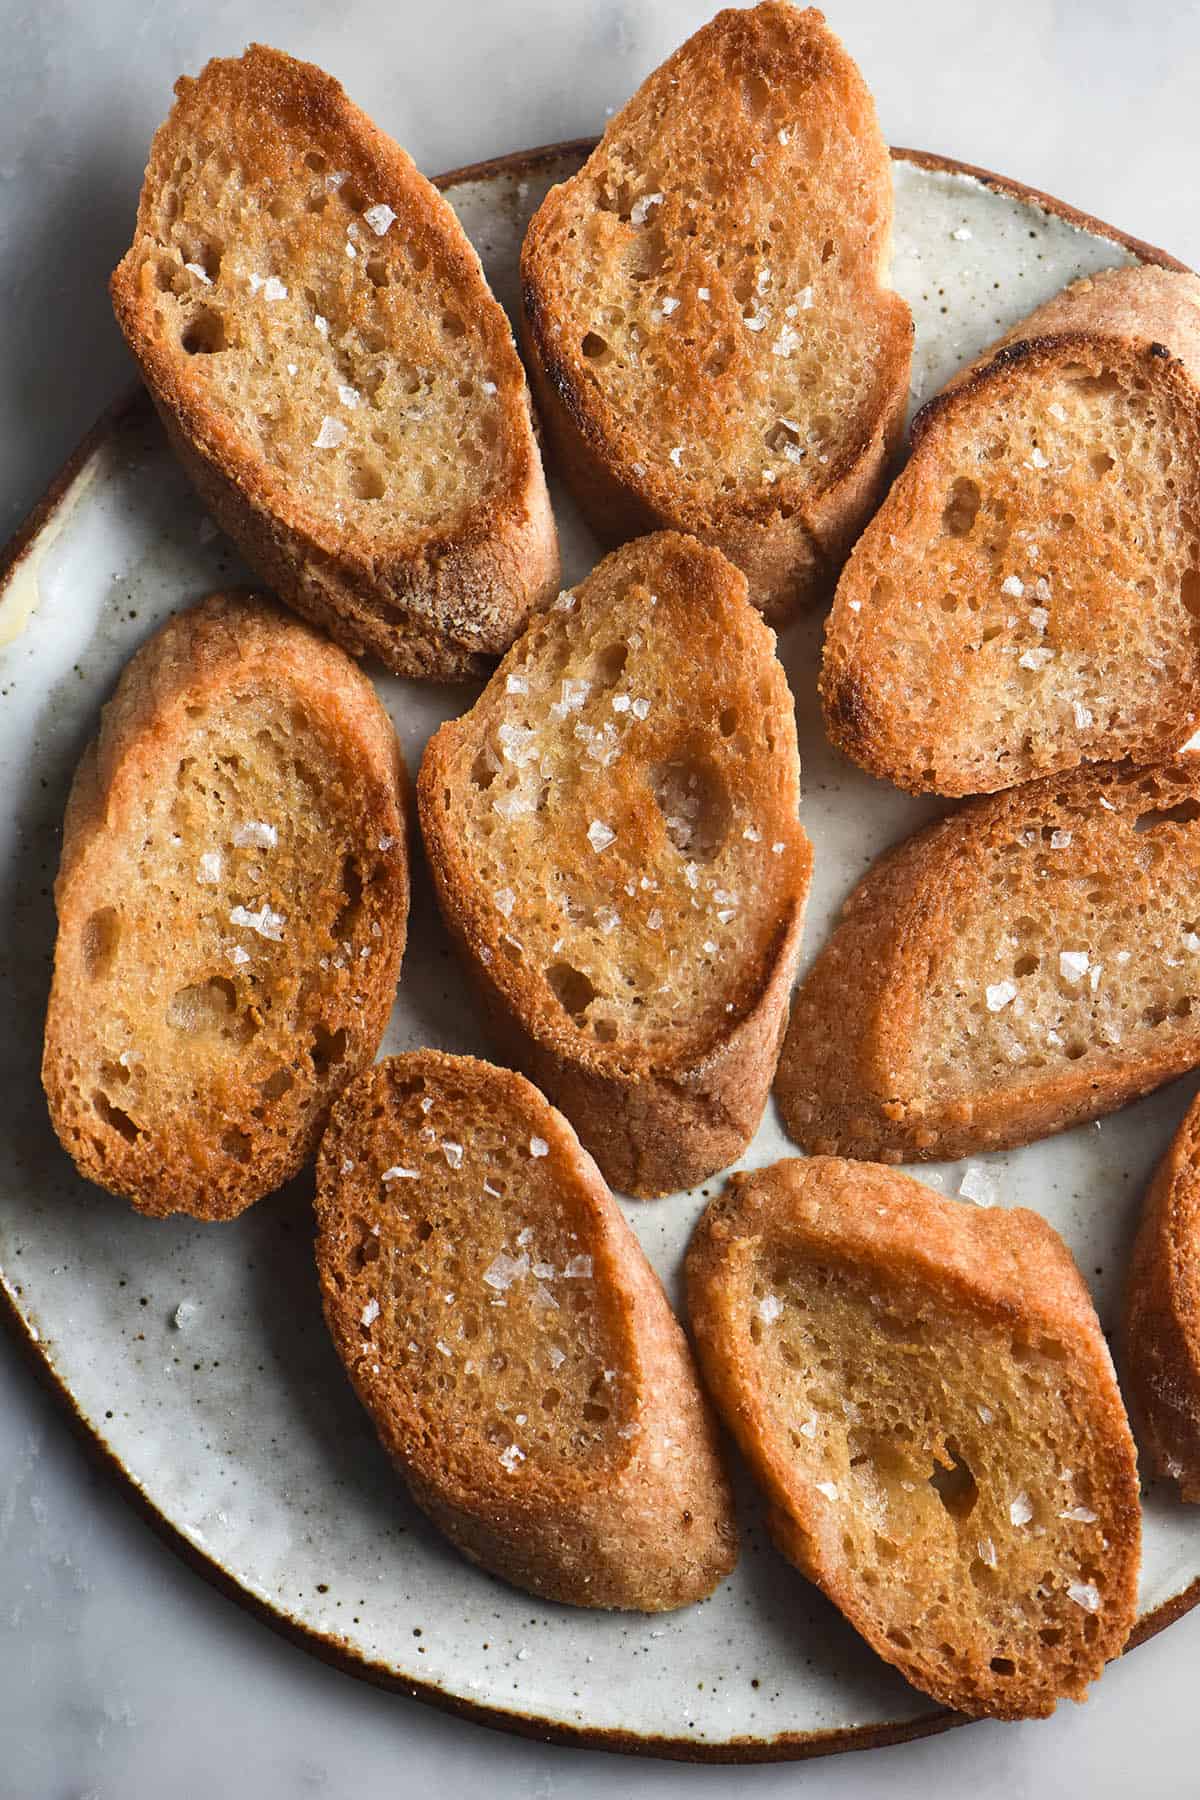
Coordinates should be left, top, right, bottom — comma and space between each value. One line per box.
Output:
1, 144, 1197, 1764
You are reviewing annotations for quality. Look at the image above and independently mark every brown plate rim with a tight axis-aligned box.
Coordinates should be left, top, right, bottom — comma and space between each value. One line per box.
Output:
0, 138, 1193, 1765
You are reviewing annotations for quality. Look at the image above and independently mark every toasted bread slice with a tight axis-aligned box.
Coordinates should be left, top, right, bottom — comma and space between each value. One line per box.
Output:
42, 594, 409, 1221
520, 3, 912, 622
111, 45, 558, 681
822, 265, 1200, 796
417, 532, 812, 1197
686, 1157, 1141, 1719
315, 1051, 737, 1608
777, 758, 1200, 1163
1123, 1088, 1200, 1498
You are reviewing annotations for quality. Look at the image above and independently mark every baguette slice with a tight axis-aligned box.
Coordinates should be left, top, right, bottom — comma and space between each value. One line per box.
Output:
315, 1052, 738, 1608
822, 265, 1200, 795
417, 532, 812, 1197
42, 594, 409, 1221
686, 1158, 1141, 1719
111, 45, 559, 681
520, 3, 912, 622
777, 758, 1200, 1163
1123, 1088, 1200, 1498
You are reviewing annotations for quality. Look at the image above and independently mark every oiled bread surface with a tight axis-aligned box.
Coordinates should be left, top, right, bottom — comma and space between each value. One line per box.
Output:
418, 531, 812, 1197
823, 266, 1200, 795
315, 1051, 738, 1609
1123, 1088, 1200, 1499
42, 593, 409, 1220
521, 2, 912, 620
777, 758, 1200, 1163
686, 1157, 1141, 1719
111, 44, 558, 680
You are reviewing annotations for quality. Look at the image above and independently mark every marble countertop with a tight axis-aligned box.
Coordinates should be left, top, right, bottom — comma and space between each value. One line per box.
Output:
4, 2, 1199, 1793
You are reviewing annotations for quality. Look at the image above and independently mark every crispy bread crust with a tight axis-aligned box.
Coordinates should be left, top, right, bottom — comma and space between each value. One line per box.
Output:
417, 533, 813, 1197
438, 903, 806, 1200
519, 4, 911, 623
1123, 1090, 1200, 1498
823, 266, 1200, 793
686, 1157, 1142, 1718
776, 759, 1200, 1163
315, 1053, 738, 1608
42, 592, 410, 1220
111, 45, 559, 681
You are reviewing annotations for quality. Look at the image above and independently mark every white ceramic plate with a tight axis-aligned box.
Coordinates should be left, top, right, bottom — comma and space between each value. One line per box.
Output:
2, 143, 1197, 1764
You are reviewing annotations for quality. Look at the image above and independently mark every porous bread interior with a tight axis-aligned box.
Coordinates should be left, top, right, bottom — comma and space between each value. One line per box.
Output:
844, 354, 1200, 787
433, 545, 802, 1050
912, 767, 1200, 1096
323, 1064, 634, 1482
747, 1250, 1112, 1705
62, 691, 392, 1172
532, 4, 902, 500
135, 111, 508, 536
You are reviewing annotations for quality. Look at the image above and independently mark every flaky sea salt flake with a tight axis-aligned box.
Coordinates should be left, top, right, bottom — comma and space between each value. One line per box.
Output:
229, 903, 285, 941
959, 1164, 998, 1207
313, 416, 347, 449
484, 1252, 529, 1291
233, 821, 277, 850
629, 192, 664, 226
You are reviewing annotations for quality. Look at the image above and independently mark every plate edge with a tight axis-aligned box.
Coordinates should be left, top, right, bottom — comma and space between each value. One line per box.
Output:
0, 136, 1192, 1763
